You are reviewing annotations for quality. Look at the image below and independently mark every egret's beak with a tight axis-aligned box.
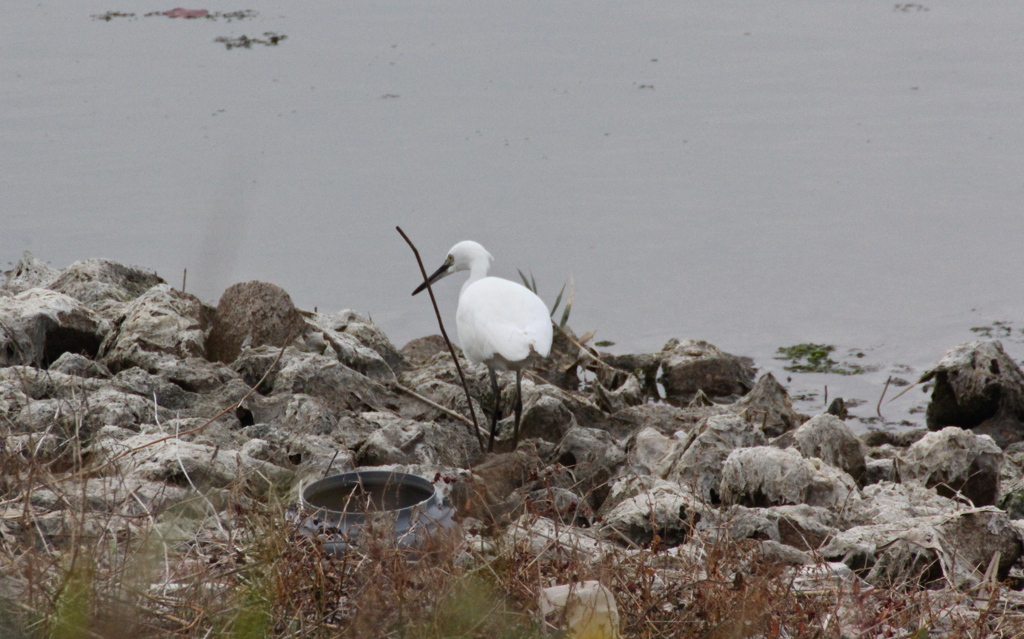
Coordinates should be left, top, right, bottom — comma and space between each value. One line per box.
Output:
412, 262, 450, 295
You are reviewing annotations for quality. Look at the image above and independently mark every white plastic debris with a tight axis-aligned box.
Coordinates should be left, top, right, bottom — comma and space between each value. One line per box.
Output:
539, 580, 620, 639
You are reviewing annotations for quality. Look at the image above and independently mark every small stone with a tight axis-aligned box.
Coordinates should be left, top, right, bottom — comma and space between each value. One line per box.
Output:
49, 352, 111, 379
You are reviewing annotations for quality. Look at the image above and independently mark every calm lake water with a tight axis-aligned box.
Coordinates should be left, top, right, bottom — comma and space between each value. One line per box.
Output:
3, 1, 1024, 428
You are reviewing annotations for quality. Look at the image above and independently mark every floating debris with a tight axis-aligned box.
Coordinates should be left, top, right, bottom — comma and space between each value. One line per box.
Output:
91, 11, 136, 20
160, 8, 209, 18
774, 343, 866, 375
92, 9, 258, 21
214, 32, 287, 49
969, 320, 1020, 340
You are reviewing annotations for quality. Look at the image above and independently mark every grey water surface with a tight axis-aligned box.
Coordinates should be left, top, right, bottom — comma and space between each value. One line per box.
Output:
3, 0, 1024, 427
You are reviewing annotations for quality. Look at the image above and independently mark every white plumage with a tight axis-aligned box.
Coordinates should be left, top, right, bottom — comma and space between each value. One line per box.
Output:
458, 276, 552, 367
412, 240, 553, 450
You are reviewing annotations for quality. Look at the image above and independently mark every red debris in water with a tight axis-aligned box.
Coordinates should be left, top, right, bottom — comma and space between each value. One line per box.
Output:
163, 8, 209, 18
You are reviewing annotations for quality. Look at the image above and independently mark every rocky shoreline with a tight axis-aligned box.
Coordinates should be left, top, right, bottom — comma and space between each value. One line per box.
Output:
4, 251, 1024, 636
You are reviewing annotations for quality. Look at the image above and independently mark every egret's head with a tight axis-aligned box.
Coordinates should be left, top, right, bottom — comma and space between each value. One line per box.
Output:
412, 240, 493, 295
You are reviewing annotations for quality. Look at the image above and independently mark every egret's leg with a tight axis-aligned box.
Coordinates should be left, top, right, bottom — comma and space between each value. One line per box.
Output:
512, 370, 523, 449
487, 367, 501, 452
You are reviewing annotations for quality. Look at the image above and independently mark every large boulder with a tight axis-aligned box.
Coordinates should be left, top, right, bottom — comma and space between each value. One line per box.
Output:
600, 351, 662, 394
504, 514, 617, 561
395, 377, 485, 430
111, 366, 196, 410
920, 340, 1024, 447
206, 281, 307, 364
326, 310, 406, 372
896, 426, 1003, 506
45, 257, 164, 306
552, 425, 625, 508
847, 482, 962, 527
354, 411, 475, 468
0, 366, 104, 406
706, 504, 837, 551
500, 379, 603, 446
400, 335, 450, 367
270, 350, 397, 415
507, 391, 573, 446
99, 285, 211, 372
598, 476, 703, 548
821, 508, 1023, 590
15, 387, 168, 441
297, 321, 395, 384
791, 414, 867, 484
242, 392, 340, 438
719, 446, 859, 510
2, 251, 58, 294
659, 339, 755, 402
0, 289, 104, 367
609, 402, 715, 438
732, 373, 804, 437
49, 352, 112, 379
663, 414, 767, 503
449, 447, 548, 522
93, 432, 292, 492
590, 373, 643, 413
624, 426, 678, 476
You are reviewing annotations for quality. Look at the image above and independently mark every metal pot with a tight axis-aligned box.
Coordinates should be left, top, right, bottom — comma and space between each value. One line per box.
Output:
298, 470, 456, 554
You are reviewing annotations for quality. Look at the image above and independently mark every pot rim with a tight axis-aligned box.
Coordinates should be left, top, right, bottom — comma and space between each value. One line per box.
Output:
299, 470, 440, 517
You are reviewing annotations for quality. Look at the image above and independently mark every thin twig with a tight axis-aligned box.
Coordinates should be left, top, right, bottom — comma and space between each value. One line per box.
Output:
396, 226, 483, 452
886, 379, 922, 404
877, 376, 892, 419
395, 383, 478, 429
557, 325, 616, 372
323, 450, 340, 479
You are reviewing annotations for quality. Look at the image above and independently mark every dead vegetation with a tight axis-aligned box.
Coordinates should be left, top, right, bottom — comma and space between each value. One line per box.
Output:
3, 417, 1024, 639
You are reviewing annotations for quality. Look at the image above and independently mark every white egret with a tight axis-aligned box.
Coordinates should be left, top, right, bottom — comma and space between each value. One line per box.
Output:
412, 240, 553, 451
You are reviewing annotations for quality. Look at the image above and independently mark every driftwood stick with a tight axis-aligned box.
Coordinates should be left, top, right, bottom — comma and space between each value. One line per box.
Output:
396, 226, 484, 452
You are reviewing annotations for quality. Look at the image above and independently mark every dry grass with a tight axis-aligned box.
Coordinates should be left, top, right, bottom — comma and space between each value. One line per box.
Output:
3, 390, 1024, 638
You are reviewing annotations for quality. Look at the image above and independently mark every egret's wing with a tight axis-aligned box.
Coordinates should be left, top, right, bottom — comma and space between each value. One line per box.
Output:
456, 278, 553, 365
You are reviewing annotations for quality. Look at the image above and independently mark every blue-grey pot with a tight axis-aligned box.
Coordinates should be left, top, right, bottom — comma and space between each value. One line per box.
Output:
298, 470, 456, 554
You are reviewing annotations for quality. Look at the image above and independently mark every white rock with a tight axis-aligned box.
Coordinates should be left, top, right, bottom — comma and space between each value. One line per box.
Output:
599, 476, 702, 547
897, 426, 1003, 506
99, 284, 208, 372
504, 514, 616, 561
848, 481, 962, 526
822, 507, 1023, 590
719, 446, 859, 509
663, 414, 767, 502
0, 288, 104, 367
792, 414, 866, 483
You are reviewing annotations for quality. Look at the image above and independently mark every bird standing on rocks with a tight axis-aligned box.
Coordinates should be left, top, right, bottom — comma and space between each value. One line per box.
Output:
413, 240, 553, 451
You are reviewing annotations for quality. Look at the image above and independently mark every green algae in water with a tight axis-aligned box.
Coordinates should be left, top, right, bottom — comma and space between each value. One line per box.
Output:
774, 343, 866, 375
